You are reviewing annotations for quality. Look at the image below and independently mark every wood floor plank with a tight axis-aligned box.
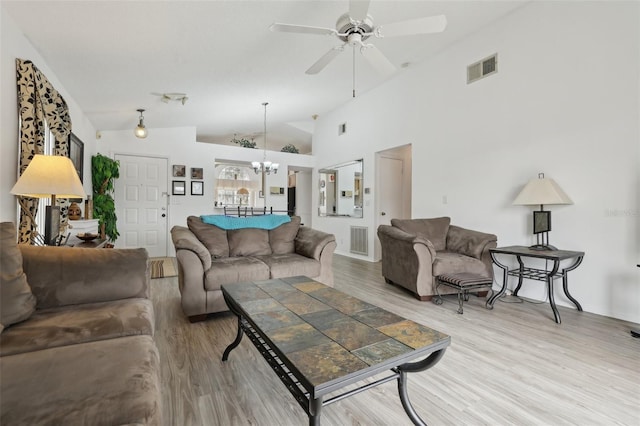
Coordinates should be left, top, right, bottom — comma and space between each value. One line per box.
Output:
151, 255, 640, 425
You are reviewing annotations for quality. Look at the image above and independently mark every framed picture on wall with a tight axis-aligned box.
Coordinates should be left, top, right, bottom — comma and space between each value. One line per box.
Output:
172, 180, 186, 195
191, 167, 203, 180
191, 181, 203, 196
172, 165, 186, 177
68, 133, 84, 182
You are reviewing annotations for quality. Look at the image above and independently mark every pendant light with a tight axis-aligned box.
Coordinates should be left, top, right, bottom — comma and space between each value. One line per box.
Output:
134, 108, 148, 139
251, 102, 279, 175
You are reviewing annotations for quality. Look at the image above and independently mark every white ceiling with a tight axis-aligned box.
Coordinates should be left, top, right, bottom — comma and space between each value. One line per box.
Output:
2, 0, 528, 153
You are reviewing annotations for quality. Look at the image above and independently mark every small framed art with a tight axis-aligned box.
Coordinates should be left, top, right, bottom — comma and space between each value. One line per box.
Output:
172, 180, 186, 195
191, 181, 204, 196
191, 167, 203, 180
172, 165, 186, 177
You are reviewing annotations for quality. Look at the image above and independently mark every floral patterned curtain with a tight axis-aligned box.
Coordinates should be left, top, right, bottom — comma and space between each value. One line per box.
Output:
16, 58, 72, 244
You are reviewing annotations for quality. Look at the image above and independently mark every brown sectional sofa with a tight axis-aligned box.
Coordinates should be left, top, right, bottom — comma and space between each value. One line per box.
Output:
0, 222, 162, 425
171, 215, 336, 321
377, 217, 497, 300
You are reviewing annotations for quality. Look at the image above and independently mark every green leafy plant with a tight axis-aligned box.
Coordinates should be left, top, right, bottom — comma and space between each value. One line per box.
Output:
231, 135, 257, 149
92, 154, 120, 243
281, 144, 299, 154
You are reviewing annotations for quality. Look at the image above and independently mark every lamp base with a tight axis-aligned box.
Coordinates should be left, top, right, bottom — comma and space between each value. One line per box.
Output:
528, 244, 558, 251
44, 205, 61, 246
530, 230, 556, 251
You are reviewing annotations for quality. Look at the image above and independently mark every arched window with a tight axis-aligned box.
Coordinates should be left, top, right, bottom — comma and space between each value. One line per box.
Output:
215, 165, 259, 207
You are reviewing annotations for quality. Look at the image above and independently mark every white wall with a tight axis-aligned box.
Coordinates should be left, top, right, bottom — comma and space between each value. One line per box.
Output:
98, 128, 315, 255
313, 2, 639, 322
0, 10, 96, 222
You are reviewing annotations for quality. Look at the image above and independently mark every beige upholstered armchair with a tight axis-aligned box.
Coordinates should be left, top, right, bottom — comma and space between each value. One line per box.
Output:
377, 217, 497, 301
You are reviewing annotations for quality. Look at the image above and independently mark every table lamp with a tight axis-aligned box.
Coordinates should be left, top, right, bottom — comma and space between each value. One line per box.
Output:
513, 172, 572, 250
11, 154, 86, 245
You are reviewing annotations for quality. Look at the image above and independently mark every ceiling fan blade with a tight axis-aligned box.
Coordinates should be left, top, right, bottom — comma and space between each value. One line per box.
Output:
270, 23, 337, 36
360, 44, 396, 76
376, 14, 447, 38
349, 0, 371, 22
306, 45, 345, 75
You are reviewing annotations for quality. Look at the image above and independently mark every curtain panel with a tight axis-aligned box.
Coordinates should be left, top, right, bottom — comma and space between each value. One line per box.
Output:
15, 58, 72, 244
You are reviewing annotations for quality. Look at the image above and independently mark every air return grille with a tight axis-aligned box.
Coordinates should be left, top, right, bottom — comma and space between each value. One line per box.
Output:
467, 53, 498, 84
350, 226, 368, 255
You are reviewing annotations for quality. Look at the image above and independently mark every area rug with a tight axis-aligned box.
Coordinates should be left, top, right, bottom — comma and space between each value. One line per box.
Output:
149, 257, 177, 279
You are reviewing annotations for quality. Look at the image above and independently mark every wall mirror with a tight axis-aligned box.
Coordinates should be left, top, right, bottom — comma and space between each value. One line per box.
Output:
318, 159, 363, 217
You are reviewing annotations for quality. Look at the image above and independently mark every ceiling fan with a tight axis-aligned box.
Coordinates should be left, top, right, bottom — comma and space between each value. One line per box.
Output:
270, 0, 447, 78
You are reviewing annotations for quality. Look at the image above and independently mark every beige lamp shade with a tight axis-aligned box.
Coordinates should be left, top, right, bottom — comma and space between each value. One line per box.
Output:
11, 154, 85, 199
513, 173, 572, 206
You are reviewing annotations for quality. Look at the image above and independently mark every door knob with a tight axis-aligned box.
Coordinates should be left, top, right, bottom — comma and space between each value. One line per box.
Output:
381, 212, 386, 216
161, 213, 166, 218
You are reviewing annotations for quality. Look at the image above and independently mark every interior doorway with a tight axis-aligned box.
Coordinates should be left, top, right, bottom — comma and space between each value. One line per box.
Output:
287, 167, 312, 226
114, 154, 169, 257
375, 144, 412, 260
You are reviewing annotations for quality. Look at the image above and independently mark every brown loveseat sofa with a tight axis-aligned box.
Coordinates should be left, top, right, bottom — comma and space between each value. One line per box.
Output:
171, 215, 336, 321
0, 222, 162, 425
377, 217, 497, 300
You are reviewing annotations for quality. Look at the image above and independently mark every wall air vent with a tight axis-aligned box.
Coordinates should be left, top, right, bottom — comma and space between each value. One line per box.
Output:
350, 226, 368, 255
467, 53, 498, 84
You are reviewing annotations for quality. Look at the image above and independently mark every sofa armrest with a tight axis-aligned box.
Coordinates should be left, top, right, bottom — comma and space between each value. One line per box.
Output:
377, 225, 437, 259
294, 227, 336, 261
171, 226, 212, 270
377, 225, 437, 298
446, 225, 497, 260
19, 246, 149, 310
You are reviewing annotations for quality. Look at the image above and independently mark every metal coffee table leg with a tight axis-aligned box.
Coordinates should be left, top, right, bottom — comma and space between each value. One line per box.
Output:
396, 349, 447, 425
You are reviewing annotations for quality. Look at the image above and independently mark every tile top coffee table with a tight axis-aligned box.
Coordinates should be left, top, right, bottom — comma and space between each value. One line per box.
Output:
222, 276, 450, 426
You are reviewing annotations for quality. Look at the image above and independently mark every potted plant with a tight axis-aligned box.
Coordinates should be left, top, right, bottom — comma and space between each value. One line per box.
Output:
92, 154, 120, 245
230, 134, 257, 149
281, 144, 299, 153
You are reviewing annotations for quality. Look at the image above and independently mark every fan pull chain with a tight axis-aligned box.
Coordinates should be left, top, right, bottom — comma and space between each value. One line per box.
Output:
352, 46, 356, 98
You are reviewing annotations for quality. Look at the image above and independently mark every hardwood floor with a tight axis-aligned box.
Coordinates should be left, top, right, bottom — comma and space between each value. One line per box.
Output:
151, 255, 640, 425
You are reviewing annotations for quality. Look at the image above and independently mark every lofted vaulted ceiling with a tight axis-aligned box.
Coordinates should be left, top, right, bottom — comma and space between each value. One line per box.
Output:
2, 0, 528, 153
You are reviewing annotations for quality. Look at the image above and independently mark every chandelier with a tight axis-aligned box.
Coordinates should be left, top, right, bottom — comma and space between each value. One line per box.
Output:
252, 102, 279, 175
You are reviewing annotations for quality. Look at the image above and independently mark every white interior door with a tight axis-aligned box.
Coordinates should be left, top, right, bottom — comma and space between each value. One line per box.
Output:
114, 154, 169, 257
375, 155, 405, 260
378, 156, 404, 226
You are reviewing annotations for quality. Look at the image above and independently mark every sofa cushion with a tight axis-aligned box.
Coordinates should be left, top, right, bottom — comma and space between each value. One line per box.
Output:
227, 228, 272, 256
0, 298, 154, 357
0, 335, 161, 425
0, 222, 36, 330
20, 246, 149, 310
432, 252, 488, 277
270, 216, 301, 254
391, 217, 451, 251
446, 225, 497, 259
204, 257, 270, 291
187, 216, 229, 258
255, 253, 321, 279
